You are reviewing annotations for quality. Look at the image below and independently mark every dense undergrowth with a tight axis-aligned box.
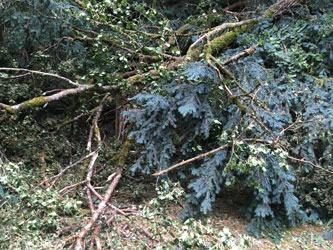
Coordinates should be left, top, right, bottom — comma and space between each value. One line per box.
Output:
0, 0, 332, 248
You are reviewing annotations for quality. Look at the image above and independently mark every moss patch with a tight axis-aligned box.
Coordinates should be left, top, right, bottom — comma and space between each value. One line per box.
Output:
205, 20, 257, 58
18, 96, 48, 111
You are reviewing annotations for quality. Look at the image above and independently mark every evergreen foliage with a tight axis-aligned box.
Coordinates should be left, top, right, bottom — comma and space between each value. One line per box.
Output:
0, 0, 332, 244
124, 1, 333, 237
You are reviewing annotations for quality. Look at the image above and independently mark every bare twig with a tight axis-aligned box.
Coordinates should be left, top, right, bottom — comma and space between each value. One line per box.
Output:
86, 124, 94, 152
36, 151, 95, 189
222, 44, 259, 65
0, 72, 31, 79
287, 156, 333, 174
84, 104, 104, 220
273, 119, 314, 146
152, 144, 229, 176
0, 67, 80, 87
59, 181, 86, 194
87, 188, 95, 214
207, 55, 234, 96
89, 225, 101, 250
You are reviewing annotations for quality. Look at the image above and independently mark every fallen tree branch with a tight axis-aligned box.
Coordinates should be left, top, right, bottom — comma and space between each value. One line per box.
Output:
0, 67, 80, 87
75, 167, 122, 250
287, 156, 333, 175
152, 144, 229, 176
222, 44, 259, 65
75, 137, 133, 249
0, 83, 118, 113
187, 18, 256, 60
187, 0, 302, 61
224, 1, 248, 11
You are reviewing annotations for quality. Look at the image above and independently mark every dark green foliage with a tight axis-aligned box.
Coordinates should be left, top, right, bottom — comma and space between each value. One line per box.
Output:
125, 62, 309, 237
242, 4, 333, 219
0, 0, 111, 166
125, 2, 333, 238
0, 0, 332, 243
124, 80, 216, 174
0, 0, 84, 67
244, 155, 307, 239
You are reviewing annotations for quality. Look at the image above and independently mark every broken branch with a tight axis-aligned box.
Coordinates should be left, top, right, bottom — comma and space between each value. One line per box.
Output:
0, 67, 80, 87
152, 144, 229, 176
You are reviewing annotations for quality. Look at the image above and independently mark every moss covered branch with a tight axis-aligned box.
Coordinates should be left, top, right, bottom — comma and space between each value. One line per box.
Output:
263, 0, 302, 18
0, 84, 118, 114
186, 18, 257, 60
187, 0, 302, 61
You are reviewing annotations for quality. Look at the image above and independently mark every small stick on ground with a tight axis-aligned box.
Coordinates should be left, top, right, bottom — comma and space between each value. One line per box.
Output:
36, 151, 95, 189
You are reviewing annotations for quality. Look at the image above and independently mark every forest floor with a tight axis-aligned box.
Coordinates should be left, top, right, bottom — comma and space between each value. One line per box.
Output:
2, 166, 332, 249
107, 178, 333, 250
210, 199, 333, 250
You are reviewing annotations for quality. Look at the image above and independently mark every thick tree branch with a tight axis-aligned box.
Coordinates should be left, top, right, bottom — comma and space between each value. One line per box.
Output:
187, 0, 302, 61
187, 18, 257, 60
0, 84, 118, 114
